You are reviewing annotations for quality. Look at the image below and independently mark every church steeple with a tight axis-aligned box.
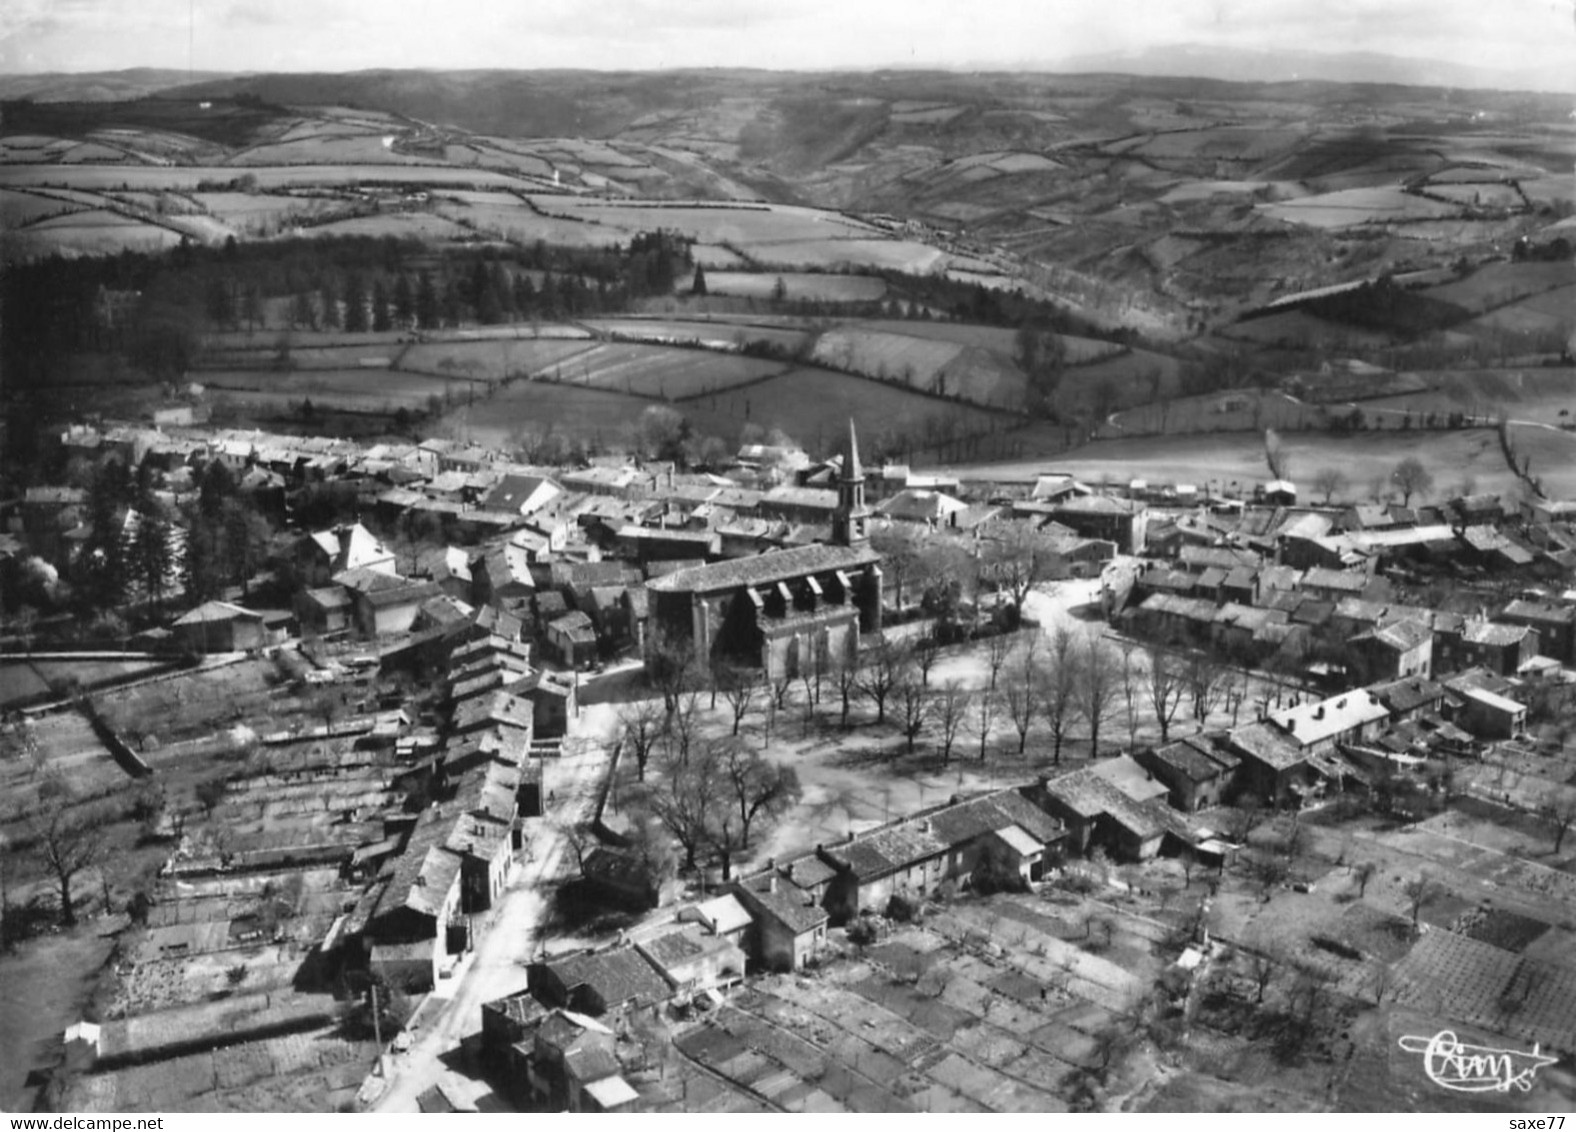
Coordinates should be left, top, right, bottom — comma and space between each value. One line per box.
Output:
833, 418, 870, 547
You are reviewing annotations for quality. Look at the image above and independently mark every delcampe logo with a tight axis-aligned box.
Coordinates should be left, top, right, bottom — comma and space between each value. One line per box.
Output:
1398, 1030, 1559, 1093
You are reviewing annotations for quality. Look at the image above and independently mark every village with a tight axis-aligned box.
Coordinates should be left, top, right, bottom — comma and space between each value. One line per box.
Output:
4, 406, 1576, 1114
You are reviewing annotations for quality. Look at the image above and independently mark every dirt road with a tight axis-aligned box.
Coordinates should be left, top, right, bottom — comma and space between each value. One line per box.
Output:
366, 714, 617, 1112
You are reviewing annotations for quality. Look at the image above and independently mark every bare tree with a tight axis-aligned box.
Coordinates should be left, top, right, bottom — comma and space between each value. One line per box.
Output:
646, 631, 698, 715
985, 627, 1013, 691
714, 663, 760, 736
829, 646, 861, 729
1078, 636, 1121, 758
1002, 649, 1039, 756
1040, 625, 1082, 766
1245, 945, 1277, 1004
1353, 860, 1378, 898
976, 519, 1061, 626
914, 635, 942, 688
858, 635, 912, 726
1146, 645, 1186, 743
1391, 456, 1435, 507
973, 689, 998, 763
618, 697, 668, 781
1263, 428, 1291, 481
1251, 855, 1288, 903
639, 739, 725, 872
934, 682, 971, 767
1403, 873, 1440, 934
1117, 638, 1141, 751
721, 743, 802, 850
26, 772, 111, 927
1186, 653, 1227, 727
895, 677, 933, 754
1539, 793, 1576, 855
1227, 797, 1265, 843
1311, 467, 1348, 504
668, 690, 703, 762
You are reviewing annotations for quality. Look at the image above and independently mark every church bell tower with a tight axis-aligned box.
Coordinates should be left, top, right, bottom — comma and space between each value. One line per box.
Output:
833, 419, 871, 548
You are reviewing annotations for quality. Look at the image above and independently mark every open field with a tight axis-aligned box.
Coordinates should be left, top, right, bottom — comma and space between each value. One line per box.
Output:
546, 341, 790, 398
197, 368, 456, 410
524, 196, 878, 244
1506, 423, 1576, 499
397, 335, 597, 381
290, 211, 477, 242
677, 366, 1017, 451
1259, 187, 1463, 229
940, 428, 1520, 497
583, 316, 811, 353
1423, 260, 1576, 314
0, 187, 87, 226
745, 239, 946, 273
699, 272, 887, 302
2, 217, 182, 258
441, 381, 671, 448
1463, 284, 1576, 336
808, 327, 1025, 409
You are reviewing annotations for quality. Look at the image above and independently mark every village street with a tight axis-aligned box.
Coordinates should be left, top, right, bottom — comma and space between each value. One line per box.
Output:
367, 711, 618, 1112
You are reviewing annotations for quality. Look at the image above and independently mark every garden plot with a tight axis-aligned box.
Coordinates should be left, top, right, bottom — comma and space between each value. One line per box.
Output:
59, 1024, 371, 1113
1391, 930, 1576, 1054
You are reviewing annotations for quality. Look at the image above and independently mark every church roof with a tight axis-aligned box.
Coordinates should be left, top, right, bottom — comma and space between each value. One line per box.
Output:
646, 542, 879, 595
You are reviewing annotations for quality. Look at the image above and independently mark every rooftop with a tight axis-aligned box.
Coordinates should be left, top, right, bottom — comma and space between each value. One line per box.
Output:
1270, 691, 1389, 747
646, 543, 880, 595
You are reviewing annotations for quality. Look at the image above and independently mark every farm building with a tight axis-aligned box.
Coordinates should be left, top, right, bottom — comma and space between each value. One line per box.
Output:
1498, 599, 1576, 665
1269, 691, 1389, 756
1027, 766, 1169, 862
730, 873, 829, 971
1459, 686, 1527, 739
645, 423, 882, 680
546, 610, 598, 667
633, 923, 747, 998
480, 473, 561, 517
1223, 721, 1320, 807
169, 601, 268, 653
535, 946, 670, 1017
1050, 494, 1147, 554
1133, 736, 1241, 812
1350, 617, 1433, 682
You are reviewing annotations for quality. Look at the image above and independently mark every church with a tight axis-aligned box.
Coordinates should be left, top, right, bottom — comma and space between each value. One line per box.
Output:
646, 421, 883, 679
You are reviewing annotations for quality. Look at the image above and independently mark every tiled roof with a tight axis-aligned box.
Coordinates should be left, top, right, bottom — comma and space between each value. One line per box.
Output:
733, 876, 829, 934
1147, 736, 1239, 782
646, 543, 879, 594
1270, 690, 1388, 747
1226, 721, 1307, 772
546, 946, 668, 1010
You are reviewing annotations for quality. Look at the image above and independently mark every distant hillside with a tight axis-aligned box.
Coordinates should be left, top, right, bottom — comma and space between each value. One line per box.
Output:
1049, 44, 1575, 95
0, 68, 232, 102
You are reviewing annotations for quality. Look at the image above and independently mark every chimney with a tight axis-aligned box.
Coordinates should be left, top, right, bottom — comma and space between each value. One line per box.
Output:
1314, 707, 1325, 719
768, 875, 778, 894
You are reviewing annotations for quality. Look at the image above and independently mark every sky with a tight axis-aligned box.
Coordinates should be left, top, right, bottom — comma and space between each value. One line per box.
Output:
1, 0, 1573, 80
